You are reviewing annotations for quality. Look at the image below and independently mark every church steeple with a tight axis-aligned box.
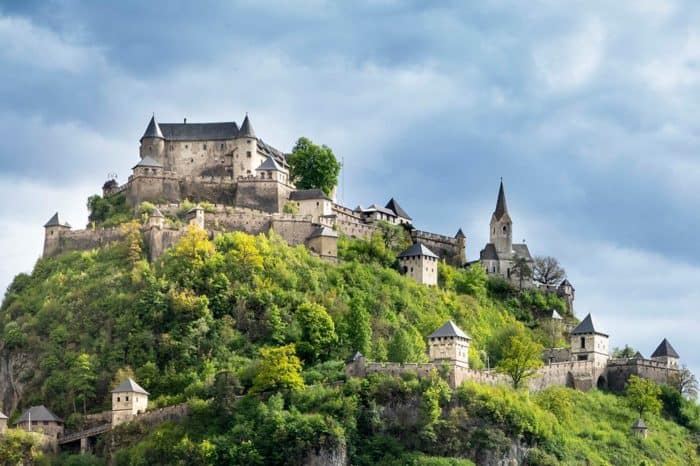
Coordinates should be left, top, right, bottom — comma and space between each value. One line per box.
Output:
490, 179, 512, 254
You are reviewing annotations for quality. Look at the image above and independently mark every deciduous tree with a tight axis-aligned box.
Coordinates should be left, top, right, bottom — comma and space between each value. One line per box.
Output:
251, 344, 305, 394
533, 256, 566, 286
287, 137, 341, 196
496, 331, 543, 389
669, 366, 699, 400
626, 375, 662, 417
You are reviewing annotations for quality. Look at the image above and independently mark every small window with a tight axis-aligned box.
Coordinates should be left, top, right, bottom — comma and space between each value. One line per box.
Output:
126, 396, 129, 401
203, 144, 207, 150
502, 225, 507, 233
220, 143, 224, 149
580, 337, 586, 349
246, 151, 252, 158
185, 144, 188, 149
44, 421, 48, 425
117, 396, 121, 402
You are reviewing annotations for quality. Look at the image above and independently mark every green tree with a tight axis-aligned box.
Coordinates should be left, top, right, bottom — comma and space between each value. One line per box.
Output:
612, 345, 637, 358
345, 298, 372, 356
251, 344, 305, 394
387, 327, 426, 363
495, 331, 543, 389
287, 137, 341, 196
626, 375, 662, 417
296, 302, 337, 362
68, 353, 96, 415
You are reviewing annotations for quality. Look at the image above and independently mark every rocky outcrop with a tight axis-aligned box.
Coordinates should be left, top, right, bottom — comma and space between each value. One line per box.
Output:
0, 348, 33, 415
304, 443, 347, 466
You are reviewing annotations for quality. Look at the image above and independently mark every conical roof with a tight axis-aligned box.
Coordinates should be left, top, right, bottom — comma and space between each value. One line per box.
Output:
141, 115, 164, 140
455, 228, 466, 239
15, 405, 63, 424
428, 320, 471, 339
632, 418, 647, 430
238, 114, 256, 138
571, 313, 607, 336
0, 411, 7, 419
494, 180, 509, 220
111, 378, 150, 395
398, 242, 439, 259
651, 338, 679, 358
44, 212, 70, 228
132, 156, 163, 169
385, 198, 412, 220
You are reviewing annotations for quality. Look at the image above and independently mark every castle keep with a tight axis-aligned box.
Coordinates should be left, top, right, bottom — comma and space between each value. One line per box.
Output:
43, 114, 466, 268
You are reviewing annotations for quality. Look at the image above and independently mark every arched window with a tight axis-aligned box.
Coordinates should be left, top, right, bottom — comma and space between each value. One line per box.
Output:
502, 225, 507, 233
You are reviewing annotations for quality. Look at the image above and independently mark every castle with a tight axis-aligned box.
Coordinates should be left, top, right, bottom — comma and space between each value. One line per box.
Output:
42, 114, 466, 268
346, 316, 681, 393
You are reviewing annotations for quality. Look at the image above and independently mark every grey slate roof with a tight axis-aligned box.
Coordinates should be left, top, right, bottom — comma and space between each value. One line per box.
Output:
651, 338, 679, 358
571, 313, 608, 336
238, 115, 256, 138
289, 189, 331, 201
111, 378, 150, 395
494, 180, 509, 220
15, 405, 63, 424
559, 279, 574, 290
310, 226, 338, 238
632, 418, 647, 429
256, 157, 283, 172
428, 320, 471, 340
159, 122, 239, 141
141, 116, 164, 140
44, 212, 70, 228
364, 204, 396, 216
385, 198, 412, 220
0, 411, 7, 419
480, 243, 499, 261
398, 242, 439, 259
512, 243, 532, 260
133, 156, 163, 169
455, 228, 466, 239
633, 351, 644, 359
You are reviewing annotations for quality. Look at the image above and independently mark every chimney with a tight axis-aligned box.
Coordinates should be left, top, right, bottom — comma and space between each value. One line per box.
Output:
184, 118, 187, 124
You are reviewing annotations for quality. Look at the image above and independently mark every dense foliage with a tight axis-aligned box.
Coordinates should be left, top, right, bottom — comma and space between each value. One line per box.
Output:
287, 136, 341, 196
2, 227, 699, 464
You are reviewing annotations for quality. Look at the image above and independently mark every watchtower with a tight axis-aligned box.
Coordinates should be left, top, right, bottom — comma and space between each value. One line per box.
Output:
398, 242, 439, 286
570, 313, 609, 364
111, 378, 150, 426
427, 321, 471, 368
650, 338, 680, 368
43, 212, 71, 257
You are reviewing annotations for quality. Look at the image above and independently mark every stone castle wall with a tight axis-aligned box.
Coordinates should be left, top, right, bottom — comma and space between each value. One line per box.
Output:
332, 206, 376, 239
411, 230, 465, 267
235, 178, 294, 213
605, 358, 677, 392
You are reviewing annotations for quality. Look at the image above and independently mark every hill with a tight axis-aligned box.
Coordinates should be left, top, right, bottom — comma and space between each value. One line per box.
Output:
1, 227, 698, 465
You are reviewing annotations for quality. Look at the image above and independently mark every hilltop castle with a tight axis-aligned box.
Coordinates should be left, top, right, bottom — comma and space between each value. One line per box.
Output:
43, 114, 466, 268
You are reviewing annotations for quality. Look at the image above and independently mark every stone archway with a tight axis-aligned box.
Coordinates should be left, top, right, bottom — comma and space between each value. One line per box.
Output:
597, 375, 607, 390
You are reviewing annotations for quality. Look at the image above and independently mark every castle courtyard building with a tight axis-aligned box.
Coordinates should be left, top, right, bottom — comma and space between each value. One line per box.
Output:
14, 405, 64, 439
111, 378, 150, 426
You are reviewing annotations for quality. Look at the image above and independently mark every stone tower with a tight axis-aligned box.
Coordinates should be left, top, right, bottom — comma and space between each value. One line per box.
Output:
186, 205, 205, 229
139, 115, 165, 163
650, 338, 680, 368
233, 114, 262, 177
490, 180, 512, 255
570, 313, 609, 364
398, 242, 439, 286
455, 228, 466, 265
111, 378, 150, 426
427, 321, 471, 367
43, 212, 71, 257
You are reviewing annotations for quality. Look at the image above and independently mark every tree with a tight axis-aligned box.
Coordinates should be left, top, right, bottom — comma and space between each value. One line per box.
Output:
533, 256, 566, 286
668, 366, 699, 400
296, 302, 337, 362
511, 256, 532, 291
387, 326, 427, 363
287, 137, 341, 196
251, 344, 305, 394
626, 375, 662, 417
612, 345, 637, 358
345, 298, 372, 356
495, 331, 544, 389
68, 353, 96, 415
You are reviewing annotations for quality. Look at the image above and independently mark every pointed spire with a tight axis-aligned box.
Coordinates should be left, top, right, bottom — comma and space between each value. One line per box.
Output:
455, 228, 466, 239
44, 212, 70, 228
651, 338, 679, 358
238, 114, 256, 138
494, 179, 508, 221
141, 115, 164, 141
571, 313, 608, 336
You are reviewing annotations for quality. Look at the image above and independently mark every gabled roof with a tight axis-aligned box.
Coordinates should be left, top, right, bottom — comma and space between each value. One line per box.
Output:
428, 320, 471, 340
480, 243, 499, 261
348, 351, 364, 362
111, 378, 150, 395
15, 405, 63, 424
238, 114, 256, 138
455, 228, 466, 239
632, 418, 647, 430
141, 115, 164, 140
310, 226, 338, 238
398, 242, 439, 259
385, 198, 412, 220
633, 351, 644, 359
364, 204, 396, 216
512, 243, 532, 260
571, 313, 608, 337
256, 157, 283, 172
559, 278, 574, 290
44, 212, 70, 228
493, 180, 509, 221
289, 189, 331, 201
0, 411, 7, 419
159, 122, 239, 141
651, 338, 679, 358
133, 156, 163, 169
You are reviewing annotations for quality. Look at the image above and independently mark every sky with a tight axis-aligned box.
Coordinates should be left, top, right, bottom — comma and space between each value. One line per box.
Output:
0, 1, 698, 375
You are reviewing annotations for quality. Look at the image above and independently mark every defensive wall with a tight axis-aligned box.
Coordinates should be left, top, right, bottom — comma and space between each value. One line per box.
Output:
411, 230, 466, 267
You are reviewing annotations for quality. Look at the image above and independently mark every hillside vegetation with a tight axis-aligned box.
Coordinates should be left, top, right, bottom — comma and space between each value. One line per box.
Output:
1, 227, 699, 464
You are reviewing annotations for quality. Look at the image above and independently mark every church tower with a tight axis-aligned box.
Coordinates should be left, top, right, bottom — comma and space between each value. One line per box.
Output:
490, 180, 512, 255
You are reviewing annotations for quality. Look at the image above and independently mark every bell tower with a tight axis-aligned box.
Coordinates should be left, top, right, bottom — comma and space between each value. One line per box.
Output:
490, 180, 512, 255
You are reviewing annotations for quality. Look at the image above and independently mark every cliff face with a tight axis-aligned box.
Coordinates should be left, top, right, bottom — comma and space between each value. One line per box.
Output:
0, 348, 32, 415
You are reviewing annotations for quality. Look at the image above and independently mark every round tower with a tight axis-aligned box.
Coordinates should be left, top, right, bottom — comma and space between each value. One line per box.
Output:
139, 115, 165, 163
233, 114, 260, 178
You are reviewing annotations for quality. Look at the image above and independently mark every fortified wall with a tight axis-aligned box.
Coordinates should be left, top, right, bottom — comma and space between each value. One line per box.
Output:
411, 230, 465, 267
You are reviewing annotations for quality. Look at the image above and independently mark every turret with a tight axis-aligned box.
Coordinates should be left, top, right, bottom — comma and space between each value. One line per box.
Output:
650, 338, 679, 368
489, 180, 512, 254
111, 378, 149, 426
186, 205, 205, 229
43, 212, 71, 257
570, 313, 609, 364
455, 228, 466, 265
306, 226, 338, 261
398, 242, 439, 286
146, 208, 165, 229
139, 115, 165, 162
233, 114, 262, 178
427, 321, 471, 367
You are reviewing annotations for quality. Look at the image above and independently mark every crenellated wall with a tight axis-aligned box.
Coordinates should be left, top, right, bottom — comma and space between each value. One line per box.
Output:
411, 230, 465, 266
